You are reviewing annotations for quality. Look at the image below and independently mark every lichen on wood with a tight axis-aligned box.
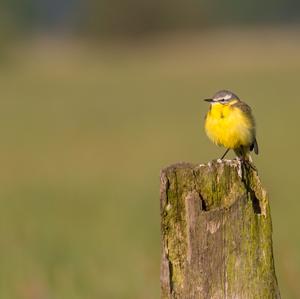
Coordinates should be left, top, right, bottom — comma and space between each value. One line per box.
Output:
160, 160, 280, 299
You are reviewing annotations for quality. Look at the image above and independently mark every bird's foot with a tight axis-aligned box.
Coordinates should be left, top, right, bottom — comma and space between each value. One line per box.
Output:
235, 156, 257, 172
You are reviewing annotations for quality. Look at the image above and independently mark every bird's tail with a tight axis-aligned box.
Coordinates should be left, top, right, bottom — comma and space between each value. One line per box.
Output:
250, 138, 259, 155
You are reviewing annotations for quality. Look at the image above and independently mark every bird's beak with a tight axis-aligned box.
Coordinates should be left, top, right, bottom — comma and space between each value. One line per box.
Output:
204, 98, 213, 103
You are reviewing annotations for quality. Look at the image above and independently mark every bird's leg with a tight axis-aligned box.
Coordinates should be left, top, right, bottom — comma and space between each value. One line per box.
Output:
220, 148, 230, 159
237, 153, 257, 172
238, 148, 257, 172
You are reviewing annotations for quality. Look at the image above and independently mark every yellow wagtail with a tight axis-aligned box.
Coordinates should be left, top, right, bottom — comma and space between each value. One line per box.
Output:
204, 90, 258, 160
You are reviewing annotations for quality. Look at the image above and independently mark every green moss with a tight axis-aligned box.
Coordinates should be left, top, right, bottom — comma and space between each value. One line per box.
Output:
161, 166, 189, 293
160, 160, 280, 298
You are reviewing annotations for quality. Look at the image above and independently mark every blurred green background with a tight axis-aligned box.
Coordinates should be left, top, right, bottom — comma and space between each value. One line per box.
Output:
0, 1, 300, 299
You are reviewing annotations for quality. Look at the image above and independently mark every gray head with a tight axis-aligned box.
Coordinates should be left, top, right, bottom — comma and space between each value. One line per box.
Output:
204, 90, 240, 104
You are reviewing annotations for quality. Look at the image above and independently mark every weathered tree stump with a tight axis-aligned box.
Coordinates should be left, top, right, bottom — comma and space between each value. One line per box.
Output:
160, 160, 280, 299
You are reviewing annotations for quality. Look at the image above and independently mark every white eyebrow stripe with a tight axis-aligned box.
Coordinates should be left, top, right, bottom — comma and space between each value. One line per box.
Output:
213, 97, 222, 101
213, 94, 232, 101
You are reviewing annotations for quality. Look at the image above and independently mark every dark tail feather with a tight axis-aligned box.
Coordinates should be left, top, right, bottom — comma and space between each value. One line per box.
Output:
250, 138, 259, 155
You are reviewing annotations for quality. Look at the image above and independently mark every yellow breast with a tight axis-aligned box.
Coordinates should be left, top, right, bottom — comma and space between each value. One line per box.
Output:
205, 103, 254, 149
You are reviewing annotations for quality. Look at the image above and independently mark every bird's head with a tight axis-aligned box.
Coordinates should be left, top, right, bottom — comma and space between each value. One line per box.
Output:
204, 90, 240, 105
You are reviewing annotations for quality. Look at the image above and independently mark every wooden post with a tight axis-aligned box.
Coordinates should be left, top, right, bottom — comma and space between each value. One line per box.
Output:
160, 160, 280, 299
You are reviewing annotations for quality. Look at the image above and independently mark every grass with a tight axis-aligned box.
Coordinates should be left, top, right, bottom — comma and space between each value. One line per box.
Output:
0, 27, 300, 298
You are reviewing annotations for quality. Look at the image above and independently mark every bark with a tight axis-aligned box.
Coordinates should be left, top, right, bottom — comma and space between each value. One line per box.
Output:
160, 159, 280, 299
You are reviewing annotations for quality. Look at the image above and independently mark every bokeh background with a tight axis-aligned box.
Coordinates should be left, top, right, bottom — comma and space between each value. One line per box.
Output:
1, 1, 300, 298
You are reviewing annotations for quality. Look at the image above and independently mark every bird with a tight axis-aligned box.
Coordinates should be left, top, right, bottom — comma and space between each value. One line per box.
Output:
204, 90, 258, 160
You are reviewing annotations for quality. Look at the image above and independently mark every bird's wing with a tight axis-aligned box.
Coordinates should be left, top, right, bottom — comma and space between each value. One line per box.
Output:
232, 100, 252, 114
234, 101, 259, 155
232, 100, 255, 126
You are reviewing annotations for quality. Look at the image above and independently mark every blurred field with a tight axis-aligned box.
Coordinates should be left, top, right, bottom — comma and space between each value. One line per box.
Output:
0, 27, 300, 298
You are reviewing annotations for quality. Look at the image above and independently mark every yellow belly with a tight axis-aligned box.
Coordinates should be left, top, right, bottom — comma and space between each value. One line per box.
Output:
205, 104, 254, 149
